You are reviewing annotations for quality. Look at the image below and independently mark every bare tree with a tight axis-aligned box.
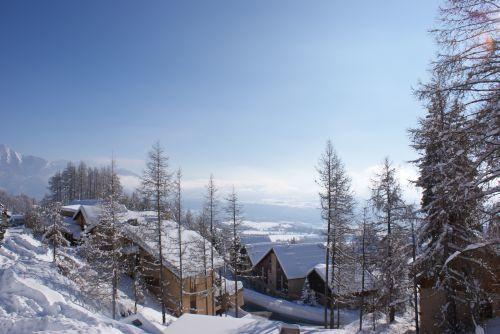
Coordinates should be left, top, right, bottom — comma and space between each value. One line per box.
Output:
141, 142, 171, 324
172, 168, 184, 315
42, 201, 68, 263
370, 158, 407, 323
316, 140, 354, 328
225, 186, 243, 318
204, 174, 219, 315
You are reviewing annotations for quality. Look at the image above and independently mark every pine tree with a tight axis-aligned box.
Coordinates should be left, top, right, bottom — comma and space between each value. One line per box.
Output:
370, 158, 408, 323
140, 142, 171, 324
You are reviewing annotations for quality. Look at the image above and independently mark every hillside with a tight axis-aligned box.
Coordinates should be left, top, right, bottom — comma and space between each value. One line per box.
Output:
0, 226, 172, 333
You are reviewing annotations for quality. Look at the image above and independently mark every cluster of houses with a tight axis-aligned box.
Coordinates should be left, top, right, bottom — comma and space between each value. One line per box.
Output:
3, 199, 497, 332
239, 235, 371, 306
60, 200, 243, 317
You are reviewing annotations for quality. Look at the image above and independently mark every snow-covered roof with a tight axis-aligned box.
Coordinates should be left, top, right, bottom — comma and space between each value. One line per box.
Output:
244, 242, 283, 266
68, 199, 100, 206
270, 243, 326, 280
75, 205, 103, 231
118, 210, 225, 278
240, 234, 272, 245
62, 217, 83, 239
71, 205, 224, 278
308, 263, 374, 293
165, 314, 282, 334
60, 205, 81, 214
120, 313, 165, 334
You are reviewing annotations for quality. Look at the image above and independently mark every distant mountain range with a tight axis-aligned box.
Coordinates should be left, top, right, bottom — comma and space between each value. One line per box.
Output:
0, 144, 139, 200
0, 144, 322, 224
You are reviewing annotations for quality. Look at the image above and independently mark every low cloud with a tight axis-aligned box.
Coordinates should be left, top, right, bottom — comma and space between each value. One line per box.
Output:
116, 161, 421, 209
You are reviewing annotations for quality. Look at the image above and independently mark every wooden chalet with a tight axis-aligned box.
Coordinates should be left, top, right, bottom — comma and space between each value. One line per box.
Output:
62, 204, 244, 316
416, 243, 499, 333
305, 263, 375, 306
252, 243, 326, 300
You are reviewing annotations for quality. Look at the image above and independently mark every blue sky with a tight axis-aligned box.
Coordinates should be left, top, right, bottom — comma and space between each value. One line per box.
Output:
0, 0, 439, 206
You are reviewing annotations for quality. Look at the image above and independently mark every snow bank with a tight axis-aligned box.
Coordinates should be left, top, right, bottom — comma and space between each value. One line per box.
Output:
0, 227, 161, 334
243, 288, 357, 325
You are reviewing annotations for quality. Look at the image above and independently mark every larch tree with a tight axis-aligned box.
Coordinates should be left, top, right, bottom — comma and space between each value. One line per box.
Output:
316, 139, 354, 328
370, 158, 408, 323
225, 186, 243, 318
404, 204, 420, 334
141, 142, 171, 324
80, 158, 124, 319
203, 174, 219, 315
42, 201, 69, 263
420, 0, 499, 220
172, 168, 184, 315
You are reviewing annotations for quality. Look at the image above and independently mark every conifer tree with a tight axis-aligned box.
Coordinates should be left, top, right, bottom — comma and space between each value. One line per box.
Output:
225, 187, 243, 318
140, 142, 171, 324
370, 158, 408, 323
42, 202, 69, 263
80, 159, 125, 319
316, 140, 354, 328
301, 278, 317, 306
411, 79, 493, 332
204, 174, 219, 315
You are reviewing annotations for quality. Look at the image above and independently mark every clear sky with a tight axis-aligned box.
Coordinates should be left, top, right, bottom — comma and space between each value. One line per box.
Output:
0, 0, 440, 206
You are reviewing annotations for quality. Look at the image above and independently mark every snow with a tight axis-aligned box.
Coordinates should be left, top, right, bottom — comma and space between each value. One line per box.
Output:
164, 313, 282, 334
240, 234, 272, 245
219, 276, 244, 296
119, 211, 225, 277
309, 263, 373, 293
72, 205, 225, 277
243, 288, 357, 325
443, 242, 490, 267
270, 243, 326, 280
120, 313, 166, 334
0, 226, 168, 334
244, 242, 283, 266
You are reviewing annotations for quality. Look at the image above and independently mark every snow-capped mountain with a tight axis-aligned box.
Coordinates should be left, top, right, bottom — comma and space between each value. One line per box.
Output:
0, 144, 67, 199
0, 144, 140, 199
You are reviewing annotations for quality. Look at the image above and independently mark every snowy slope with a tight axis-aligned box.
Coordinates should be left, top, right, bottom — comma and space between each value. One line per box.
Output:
0, 226, 170, 334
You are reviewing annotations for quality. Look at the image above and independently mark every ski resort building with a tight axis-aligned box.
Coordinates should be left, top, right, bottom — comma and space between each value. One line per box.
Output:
60, 204, 244, 316
252, 243, 327, 300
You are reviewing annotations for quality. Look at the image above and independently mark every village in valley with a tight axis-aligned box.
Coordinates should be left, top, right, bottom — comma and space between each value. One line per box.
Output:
0, 1, 498, 333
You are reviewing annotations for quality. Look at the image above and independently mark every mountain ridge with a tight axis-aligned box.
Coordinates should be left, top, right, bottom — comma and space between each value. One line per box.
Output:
0, 144, 139, 199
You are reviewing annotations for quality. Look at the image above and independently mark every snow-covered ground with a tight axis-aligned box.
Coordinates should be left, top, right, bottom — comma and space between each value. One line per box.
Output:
224, 220, 325, 243
1, 225, 495, 334
0, 226, 172, 334
243, 288, 358, 326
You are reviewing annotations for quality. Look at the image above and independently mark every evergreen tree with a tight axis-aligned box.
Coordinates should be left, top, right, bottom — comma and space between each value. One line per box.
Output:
411, 79, 492, 332
301, 278, 317, 306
